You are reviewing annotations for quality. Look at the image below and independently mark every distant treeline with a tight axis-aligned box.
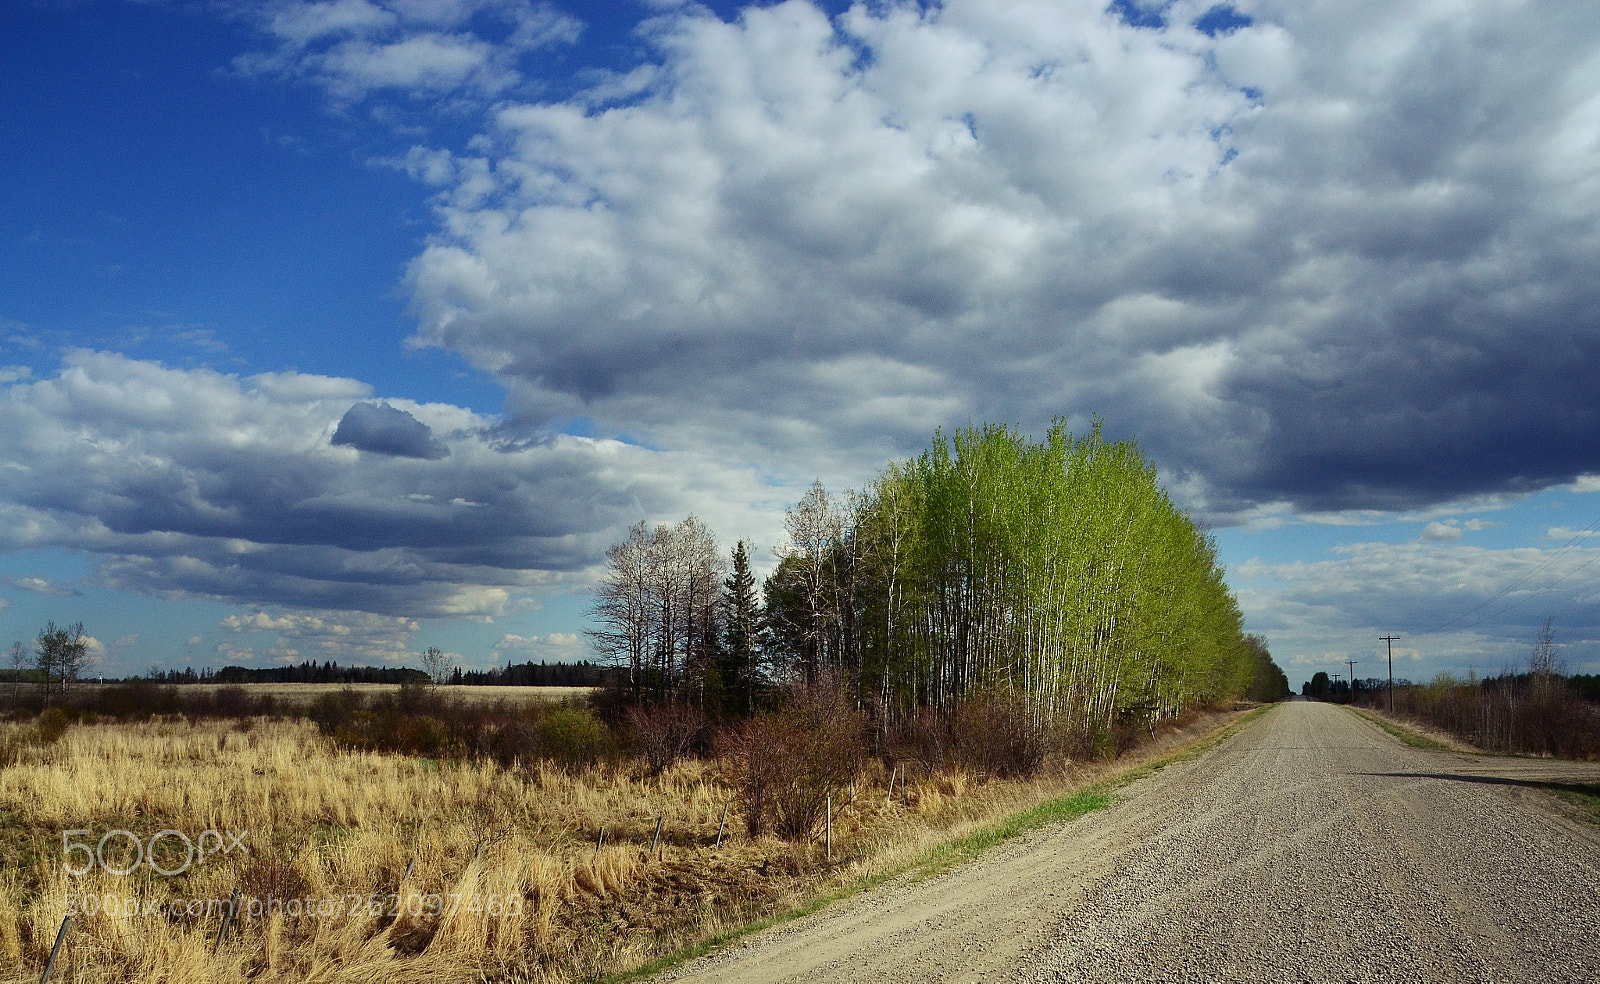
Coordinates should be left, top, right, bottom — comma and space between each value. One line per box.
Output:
1341, 622, 1600, 759
147, 663, 428, 685
453, 660, 619, 688
136, 660, 615, 687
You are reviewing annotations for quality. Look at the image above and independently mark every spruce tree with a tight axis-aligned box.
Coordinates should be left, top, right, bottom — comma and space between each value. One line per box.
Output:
722, 540, 762, 716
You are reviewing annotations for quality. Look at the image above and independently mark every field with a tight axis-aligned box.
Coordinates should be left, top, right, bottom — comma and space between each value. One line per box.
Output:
73, 682, 593, 707
0, 706, 1247, 983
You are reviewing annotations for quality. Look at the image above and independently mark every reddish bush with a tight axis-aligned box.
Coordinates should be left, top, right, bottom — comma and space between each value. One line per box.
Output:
886, 708, 947, 779
627, 702, 708, 775
949, 695, 1046, 778
718, 682, 865, 840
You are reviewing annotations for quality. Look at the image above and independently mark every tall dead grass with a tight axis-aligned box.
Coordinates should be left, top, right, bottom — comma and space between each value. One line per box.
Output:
0, 707, 1238, 982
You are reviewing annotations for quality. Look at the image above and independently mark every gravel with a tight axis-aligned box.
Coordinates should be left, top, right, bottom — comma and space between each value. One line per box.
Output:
658, 702, 1600, 984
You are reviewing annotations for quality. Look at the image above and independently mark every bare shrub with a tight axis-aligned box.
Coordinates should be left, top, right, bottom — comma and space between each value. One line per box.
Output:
627, 702, 708, 775
887, 708, 947, 779
949, 695, 1045, 779
718, 682, 864, 840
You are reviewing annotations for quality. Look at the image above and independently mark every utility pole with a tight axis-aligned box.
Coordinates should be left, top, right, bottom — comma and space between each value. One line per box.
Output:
1331, 672, 1342, 700
1346, 659, 1358, 701
1379, 635, 1399, 712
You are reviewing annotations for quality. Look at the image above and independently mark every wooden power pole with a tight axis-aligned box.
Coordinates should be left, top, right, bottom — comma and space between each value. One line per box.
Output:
1379, 635, 1400, 712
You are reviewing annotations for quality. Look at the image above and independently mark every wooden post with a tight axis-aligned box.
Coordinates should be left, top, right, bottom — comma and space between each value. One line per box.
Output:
40, 915, 71, 984
715, 802, 729, 847
650, 815, 664, 857
402, 857, 415, 883
595, 825, 606, 857
825, 795, 832, 861
886, 765, 898, 805
212, 888, 240, 953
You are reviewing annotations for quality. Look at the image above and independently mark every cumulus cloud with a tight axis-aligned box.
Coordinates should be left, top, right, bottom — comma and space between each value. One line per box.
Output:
332, 401, 450, 459
1419, 521, 1463, 542
491, 630, 583, 661
220, 608, 422, 663
371, 0, 1600, 522
0, 351, 782, 617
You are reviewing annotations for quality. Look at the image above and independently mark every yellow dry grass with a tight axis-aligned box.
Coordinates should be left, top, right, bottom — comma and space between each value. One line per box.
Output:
0, 710, 1236, 983
74, 682, 592, 706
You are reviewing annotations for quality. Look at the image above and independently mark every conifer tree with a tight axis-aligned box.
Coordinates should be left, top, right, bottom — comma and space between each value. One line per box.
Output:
721, 539, 762, 716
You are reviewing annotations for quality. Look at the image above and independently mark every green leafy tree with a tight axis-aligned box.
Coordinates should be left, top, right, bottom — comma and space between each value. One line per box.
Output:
35, 621, 88, 704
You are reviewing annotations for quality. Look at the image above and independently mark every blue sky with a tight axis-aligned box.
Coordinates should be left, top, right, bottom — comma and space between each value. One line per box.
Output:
2, 0, 1599, 689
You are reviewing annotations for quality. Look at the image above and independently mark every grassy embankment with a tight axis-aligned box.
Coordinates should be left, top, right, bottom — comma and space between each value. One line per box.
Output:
0, 704, 1264, 984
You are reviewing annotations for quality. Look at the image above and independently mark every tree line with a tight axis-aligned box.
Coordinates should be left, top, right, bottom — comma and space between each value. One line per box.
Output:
590, 422, 1282, 737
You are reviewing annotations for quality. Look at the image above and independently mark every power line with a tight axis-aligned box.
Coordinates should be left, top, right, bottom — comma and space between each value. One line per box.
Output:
1449, 548, 1600, 633
1426, 514, 1600, 634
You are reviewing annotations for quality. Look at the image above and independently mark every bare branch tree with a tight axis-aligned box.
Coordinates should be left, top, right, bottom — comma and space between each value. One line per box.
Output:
419, 646, 457, 685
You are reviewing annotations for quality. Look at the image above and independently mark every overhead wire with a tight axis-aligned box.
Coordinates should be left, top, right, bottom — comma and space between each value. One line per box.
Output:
1426, 514, 1600, 634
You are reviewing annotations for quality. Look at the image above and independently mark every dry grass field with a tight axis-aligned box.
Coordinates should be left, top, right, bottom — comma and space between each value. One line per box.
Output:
0, 708, 1245, 983
73, 682, 593, 707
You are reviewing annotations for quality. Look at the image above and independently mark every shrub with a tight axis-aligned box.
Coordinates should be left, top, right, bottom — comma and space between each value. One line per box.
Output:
538, 705, 609, 770
718, 682, 865, 840
949, 696, 1045, 779
886, 708, 947, 779
627, 702, 707, 775
33, 706, 71, 745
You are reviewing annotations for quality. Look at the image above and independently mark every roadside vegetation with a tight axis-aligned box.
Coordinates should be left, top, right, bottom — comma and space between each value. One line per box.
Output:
0, 700, 1254, 983
1319, 621, 1600, 760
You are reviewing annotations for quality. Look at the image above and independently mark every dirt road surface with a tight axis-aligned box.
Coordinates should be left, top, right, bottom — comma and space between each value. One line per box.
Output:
657, 701, 1600, 984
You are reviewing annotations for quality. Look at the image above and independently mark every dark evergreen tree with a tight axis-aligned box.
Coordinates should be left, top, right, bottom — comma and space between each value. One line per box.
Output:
721, 539, 763, 716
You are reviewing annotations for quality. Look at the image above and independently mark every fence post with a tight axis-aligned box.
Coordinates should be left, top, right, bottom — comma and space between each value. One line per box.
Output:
825, 795, 832, 861
650, 815, 664, 857
886, 765, 899, 805
212, 888, 240, 954
595, 825, 606, 858
39, 915, 71, 984
715, 802, 729, 847
402, 857, 415, 883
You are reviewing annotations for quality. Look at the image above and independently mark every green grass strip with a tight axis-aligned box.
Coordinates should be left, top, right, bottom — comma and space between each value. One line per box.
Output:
606, 703, 1275, 983
1344, 705, 1455, 751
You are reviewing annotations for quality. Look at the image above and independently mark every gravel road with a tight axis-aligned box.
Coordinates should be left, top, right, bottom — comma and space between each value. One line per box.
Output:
658, 701, 1600, 984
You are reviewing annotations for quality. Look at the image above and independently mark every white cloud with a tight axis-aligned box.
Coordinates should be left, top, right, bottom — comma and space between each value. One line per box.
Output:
1234, 538, 1600, 678
0, 351, 784, 617
3, 576, 79, 596
1419, 521, 1463, 542
491, 630, 584, 661
376, 0, 1600, 523
233, 0, 582, 105
1548, 526, 1600, 540
221, 608, 421, 663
